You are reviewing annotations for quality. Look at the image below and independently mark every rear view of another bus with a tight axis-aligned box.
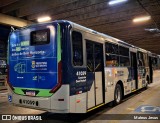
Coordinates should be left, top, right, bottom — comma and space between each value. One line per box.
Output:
7, 21, 70, 113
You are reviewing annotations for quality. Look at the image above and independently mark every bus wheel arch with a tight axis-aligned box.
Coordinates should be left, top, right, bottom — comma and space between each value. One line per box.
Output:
114, 80, 124, 105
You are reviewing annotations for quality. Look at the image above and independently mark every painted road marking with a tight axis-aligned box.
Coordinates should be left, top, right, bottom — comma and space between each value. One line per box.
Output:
135, 105, 160, 114
0, 92, 8, 95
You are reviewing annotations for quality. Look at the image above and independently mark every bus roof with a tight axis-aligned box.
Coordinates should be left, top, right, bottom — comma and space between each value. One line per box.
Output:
67, 20, 149, 53
12, 20, 151, 54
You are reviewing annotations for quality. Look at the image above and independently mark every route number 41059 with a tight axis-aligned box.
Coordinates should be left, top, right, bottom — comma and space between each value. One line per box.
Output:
76, 71, 86, 76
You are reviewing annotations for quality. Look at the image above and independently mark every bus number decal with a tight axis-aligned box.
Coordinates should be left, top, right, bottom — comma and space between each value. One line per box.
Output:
76, 71, 86, 83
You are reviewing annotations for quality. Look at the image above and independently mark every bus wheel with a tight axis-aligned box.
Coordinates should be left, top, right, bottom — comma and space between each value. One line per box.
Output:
114, 84, 122, 105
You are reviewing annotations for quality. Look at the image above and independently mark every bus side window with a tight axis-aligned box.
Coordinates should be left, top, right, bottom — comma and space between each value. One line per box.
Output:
119, 46, 130, 67
72, 31, 83, 66
119, 46, 129, 57
106, 54, 119, 67
137, 51, 144, 67
119, 56, 130, 67
105, 42, 119, 67
105, 42, 118, 54
143, 53, 149, 67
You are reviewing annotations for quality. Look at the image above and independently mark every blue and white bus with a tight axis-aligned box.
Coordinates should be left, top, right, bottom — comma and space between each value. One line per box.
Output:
8, 20, 153, 113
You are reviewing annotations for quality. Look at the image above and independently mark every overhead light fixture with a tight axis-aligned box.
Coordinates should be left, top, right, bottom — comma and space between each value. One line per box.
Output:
145, 28, 160, 33
108, 0, 128, 5
133, 16, 151, 23
37, 16, 51, 22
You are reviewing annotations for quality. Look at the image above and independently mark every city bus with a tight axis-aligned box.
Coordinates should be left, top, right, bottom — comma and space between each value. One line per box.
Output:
7, 20, 153, 113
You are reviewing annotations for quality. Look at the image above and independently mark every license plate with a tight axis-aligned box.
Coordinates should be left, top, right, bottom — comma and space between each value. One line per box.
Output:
26, 91, 35, 96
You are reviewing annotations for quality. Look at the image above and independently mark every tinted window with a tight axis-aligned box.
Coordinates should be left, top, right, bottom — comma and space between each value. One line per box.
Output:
152, 57, 158, 68
137, 51, 144, 66
30, 29, 50, 45
94, 44, 103, 71
119, 46, 129, 56
105, 42, 118, 54
119, 56, 130, 66
72, 31, 83, 66
106, 54, 119, 67
86, 42, 94, 72
143, 53, 149, 67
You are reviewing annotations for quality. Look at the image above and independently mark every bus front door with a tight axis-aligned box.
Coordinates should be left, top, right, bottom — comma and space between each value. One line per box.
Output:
86, 40, 105, 110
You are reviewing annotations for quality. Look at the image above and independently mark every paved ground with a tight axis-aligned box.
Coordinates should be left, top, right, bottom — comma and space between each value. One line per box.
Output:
0, 71, 160, 123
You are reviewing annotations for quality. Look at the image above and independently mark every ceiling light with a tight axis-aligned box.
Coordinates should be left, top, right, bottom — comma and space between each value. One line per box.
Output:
108, 0, 128, 5
145, 28, 160, 33
37, 16, 51, 22
133, 16, 151, 23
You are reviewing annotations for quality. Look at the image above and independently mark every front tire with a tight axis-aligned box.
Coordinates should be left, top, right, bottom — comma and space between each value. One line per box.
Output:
114, 84, 122, 105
